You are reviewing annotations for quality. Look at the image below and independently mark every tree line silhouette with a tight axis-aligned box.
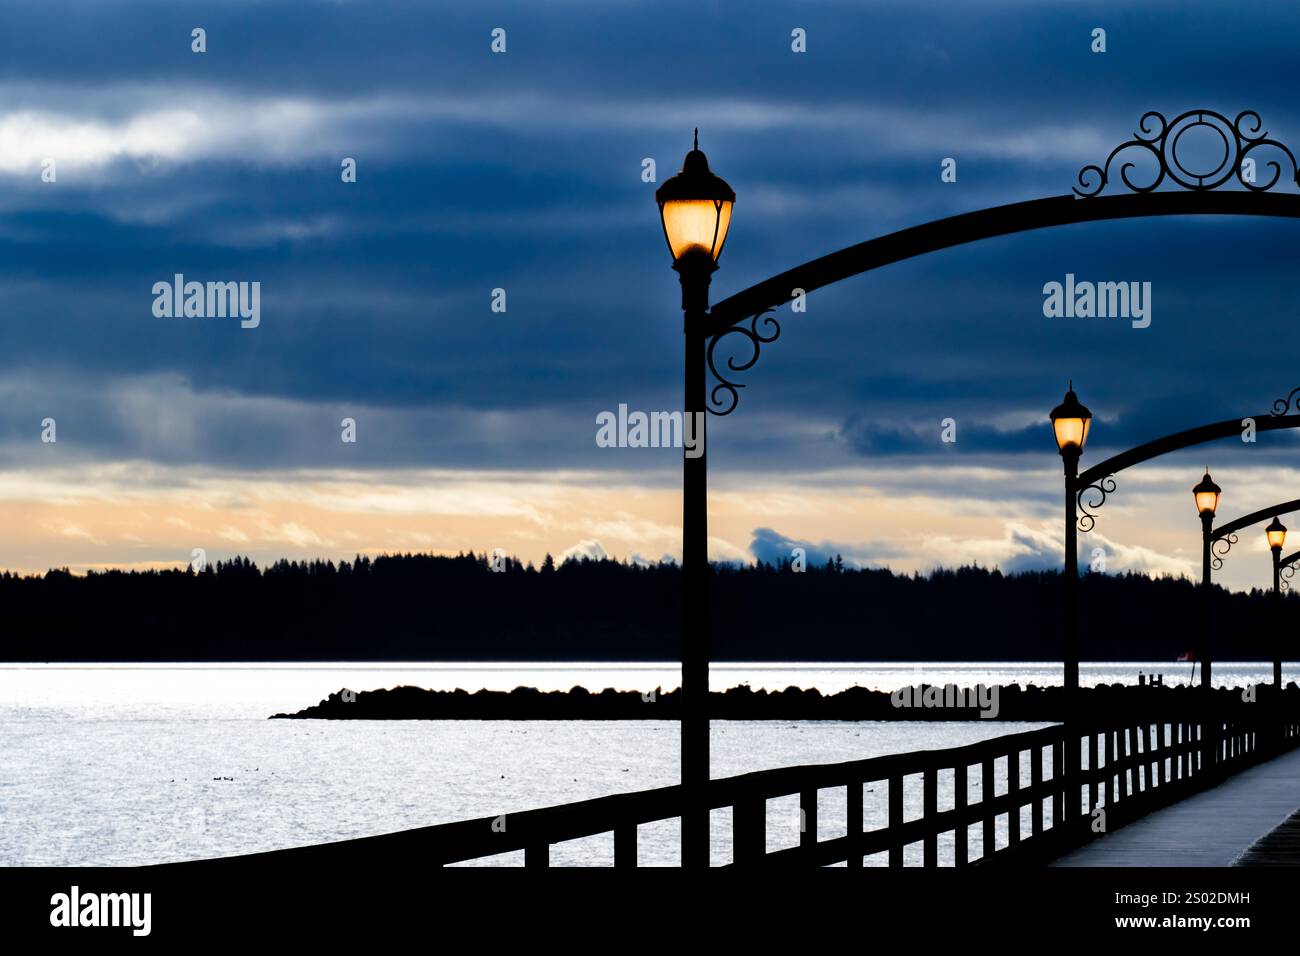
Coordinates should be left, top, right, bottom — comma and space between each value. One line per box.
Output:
0, 552, 1292, 661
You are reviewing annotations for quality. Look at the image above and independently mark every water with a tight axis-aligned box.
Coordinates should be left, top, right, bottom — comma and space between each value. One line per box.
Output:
0, 662, 1287, 866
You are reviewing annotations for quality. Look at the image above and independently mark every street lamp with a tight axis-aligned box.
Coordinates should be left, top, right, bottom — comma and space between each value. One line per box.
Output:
1193, 470, 1222, 518
1051, 382, 1092, 457
1051, 383, 1092, 698
1194, 469, 1221, 691
657, 129, 735, 311
1267, 516, 1287, 688
656, 129, 734, 868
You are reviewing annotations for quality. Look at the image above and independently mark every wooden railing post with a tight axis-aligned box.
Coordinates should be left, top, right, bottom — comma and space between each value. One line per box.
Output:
1203, 717, 1216, 776
887, 775, 902, 866
525, 843, 550, 867
614, 824, 637, 867
847, 779, 863, 868
1119, 728, 1130, 799
1137, 723, 1149, 792
1127, 725, 1138, 795
1051, 740, 1063, 828
981, 758, 995, 858
1030, 745, 1043, 836
1157, 723, 1167, 787
1087, 732, 1099, 811
1104, 728, 1114, 807
733, 797, 765, 865
923, 768, 938, 866
799, 788, 817, 853
1007, 750, 1020, 847
954, 762, 968, 866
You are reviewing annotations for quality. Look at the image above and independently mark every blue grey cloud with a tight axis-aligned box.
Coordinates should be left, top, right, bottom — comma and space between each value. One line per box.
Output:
1, 0, 1298, 477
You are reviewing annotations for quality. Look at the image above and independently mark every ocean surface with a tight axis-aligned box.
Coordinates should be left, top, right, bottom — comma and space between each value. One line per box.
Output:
1, 661, 1289, 867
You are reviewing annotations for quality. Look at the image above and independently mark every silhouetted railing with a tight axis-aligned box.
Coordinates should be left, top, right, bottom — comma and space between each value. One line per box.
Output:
326, 715, 1300, 867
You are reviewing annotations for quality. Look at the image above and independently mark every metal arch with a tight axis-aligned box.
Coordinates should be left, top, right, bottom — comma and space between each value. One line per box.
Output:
701, 109, 1300, 414
1206, 496, 1300, 572
704, 191, 1300, 339
1212, 498, 1300, 541
1072, 413, 1300, 532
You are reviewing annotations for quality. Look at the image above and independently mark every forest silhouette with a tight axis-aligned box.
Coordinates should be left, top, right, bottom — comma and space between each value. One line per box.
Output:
1, 552, 1292, 662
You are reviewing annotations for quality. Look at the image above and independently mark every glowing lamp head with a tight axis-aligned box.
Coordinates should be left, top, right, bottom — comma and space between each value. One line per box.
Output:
1267, 516, 1287, 552
1050, 383, 1092, 456
656, 129, 735, 264
1193, 470, 1221, 518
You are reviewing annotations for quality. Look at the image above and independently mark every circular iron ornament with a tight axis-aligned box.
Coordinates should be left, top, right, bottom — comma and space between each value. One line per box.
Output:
1074, 110, 1300, 198
1076, 475, 1117, 533
1211, 532, 1238, 572
1283, 563, 1296, 593
706, 307, 782, 416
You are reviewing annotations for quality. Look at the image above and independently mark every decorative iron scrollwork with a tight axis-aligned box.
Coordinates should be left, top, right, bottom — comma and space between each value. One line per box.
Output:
1282, 563, 1296, 593
1211, 532, 1238, 571
1271, 386, 1300, 416
705, 307, 783, 416
1076, 475, 1117, 533
1074, 110, 1300, 198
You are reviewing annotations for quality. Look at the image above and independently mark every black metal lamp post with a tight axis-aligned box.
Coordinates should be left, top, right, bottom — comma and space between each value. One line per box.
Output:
656, 129, 734, 868
1193, 470, 1222, 689
1267, 516, 1287, 688
1051, 383, 1092, 699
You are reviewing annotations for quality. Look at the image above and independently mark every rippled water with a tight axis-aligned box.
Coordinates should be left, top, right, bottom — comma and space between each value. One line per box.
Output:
0, 661, 1286, 866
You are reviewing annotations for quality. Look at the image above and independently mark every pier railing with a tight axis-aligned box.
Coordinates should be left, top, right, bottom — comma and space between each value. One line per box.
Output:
255, 712, 1300, 867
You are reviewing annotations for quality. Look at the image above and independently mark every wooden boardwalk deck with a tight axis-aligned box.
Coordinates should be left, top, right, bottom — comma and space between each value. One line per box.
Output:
1052, 745, 1300, 866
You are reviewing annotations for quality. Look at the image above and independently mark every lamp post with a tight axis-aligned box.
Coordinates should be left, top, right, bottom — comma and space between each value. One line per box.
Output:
1193, 470, 1222, 690
1051, 383, 1092, 700
656, 129, 734, 868
1050, 384, 1091, 825
1267, 516, 1287, 688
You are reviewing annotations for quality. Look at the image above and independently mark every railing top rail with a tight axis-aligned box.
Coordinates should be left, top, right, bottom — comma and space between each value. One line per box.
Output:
228, 714, 1285, 867
351, 721, 1070, 863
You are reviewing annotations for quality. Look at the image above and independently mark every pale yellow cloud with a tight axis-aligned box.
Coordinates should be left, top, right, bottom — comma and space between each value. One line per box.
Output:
0, 459, 1290, 593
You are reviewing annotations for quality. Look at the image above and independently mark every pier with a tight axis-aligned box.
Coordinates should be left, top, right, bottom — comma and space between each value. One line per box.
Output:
1053, 742, 1300, 866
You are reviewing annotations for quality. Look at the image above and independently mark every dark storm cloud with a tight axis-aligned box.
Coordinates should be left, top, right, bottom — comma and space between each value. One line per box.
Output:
0, 0, 1298, 473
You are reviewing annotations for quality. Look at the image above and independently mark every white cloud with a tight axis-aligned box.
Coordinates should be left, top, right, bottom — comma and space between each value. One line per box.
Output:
561, 539, 608, 562
0, 82, 1108, 182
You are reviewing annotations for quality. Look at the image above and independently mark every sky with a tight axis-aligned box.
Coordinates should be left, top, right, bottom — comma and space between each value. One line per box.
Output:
1, 0, 1300, 590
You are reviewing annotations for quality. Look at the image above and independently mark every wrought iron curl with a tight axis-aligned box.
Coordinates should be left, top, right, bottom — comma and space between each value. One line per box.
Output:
1282, 563, 1296, 593
1074, 109, 1300, 198
1211, 532, 1238, 571
1271, 386, 1300, 416
705, 307, 783, 416
1076, 475, 1117, 533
